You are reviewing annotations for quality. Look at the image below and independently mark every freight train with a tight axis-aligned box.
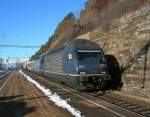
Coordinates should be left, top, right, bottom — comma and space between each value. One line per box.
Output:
24, 39, 111, 90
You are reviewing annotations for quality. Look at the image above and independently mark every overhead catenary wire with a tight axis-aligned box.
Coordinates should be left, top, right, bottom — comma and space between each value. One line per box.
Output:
0, 44, 40, 62
0, 44, 40, 48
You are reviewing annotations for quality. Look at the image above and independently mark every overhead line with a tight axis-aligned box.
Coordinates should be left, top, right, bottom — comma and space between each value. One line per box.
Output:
0, 44, 40, 48
7, 57, 30, 58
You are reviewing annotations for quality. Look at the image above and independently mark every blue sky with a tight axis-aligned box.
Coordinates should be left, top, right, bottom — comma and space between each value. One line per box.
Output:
0, 0, 86, 62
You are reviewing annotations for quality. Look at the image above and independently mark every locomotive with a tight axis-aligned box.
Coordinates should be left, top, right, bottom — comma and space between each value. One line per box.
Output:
24, 39, 110, 90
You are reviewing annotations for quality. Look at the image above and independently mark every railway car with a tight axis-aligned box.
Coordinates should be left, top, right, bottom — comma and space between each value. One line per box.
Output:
27, 39, 110, 90
25, 61, 36, 72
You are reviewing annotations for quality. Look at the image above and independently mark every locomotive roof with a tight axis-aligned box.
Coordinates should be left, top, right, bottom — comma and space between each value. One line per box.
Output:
46, 39, 102, 56
67, 39, 101, 50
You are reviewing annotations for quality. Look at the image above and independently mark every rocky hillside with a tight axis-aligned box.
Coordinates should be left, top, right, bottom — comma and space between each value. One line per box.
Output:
31, 12, 77, 60
77, 0, 150, 98
31, 0, 149, 60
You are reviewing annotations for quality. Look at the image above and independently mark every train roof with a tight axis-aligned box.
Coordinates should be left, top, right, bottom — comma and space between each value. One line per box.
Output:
66, 39, 101, 50
46, 39, 102, 56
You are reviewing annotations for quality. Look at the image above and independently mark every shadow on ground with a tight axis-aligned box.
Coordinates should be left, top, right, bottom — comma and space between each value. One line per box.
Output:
0, 95, 36, 117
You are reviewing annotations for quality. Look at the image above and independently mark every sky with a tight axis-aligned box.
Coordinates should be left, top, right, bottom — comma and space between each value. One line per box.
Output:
0, 0, 86, 63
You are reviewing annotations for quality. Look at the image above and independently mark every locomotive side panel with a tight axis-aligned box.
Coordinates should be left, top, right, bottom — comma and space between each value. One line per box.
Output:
43, 50, 66, 82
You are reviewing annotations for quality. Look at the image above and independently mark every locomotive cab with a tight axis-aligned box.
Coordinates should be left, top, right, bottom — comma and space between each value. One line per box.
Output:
77, 50, 107, 74
63, 39, 111, 90
76, 50, 110, 89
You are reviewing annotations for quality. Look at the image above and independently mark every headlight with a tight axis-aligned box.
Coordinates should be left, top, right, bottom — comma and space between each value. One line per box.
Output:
100, 64, 108, 73
80, 72, 86, 75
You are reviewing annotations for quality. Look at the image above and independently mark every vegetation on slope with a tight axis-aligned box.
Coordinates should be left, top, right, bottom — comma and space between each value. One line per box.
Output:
31, 12, 76, 60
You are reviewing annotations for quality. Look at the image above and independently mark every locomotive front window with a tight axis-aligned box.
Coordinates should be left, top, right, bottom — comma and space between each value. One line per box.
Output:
77, 51, 103, 64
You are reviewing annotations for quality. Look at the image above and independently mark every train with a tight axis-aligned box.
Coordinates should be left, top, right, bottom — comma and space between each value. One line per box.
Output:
23, 39, 111, 90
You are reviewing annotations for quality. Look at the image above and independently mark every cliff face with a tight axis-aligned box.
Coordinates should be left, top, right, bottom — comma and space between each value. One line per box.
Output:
77, 1, 150, 98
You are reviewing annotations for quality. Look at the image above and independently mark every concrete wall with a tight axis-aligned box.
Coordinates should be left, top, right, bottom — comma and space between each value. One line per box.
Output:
77, 5, 150, 98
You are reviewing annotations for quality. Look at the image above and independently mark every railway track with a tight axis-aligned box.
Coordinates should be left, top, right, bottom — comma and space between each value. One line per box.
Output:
24, 70, 150, 117
87, 91, 150, 117
0, 71, 10, 79
0, 70, 11, 89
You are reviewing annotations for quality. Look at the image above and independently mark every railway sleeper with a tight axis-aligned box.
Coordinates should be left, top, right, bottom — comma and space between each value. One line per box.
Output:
141, 110, 150, 114
133, 108, 148, 112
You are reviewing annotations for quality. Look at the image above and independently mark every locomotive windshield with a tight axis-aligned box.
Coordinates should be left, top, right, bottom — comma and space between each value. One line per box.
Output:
77, 50, 104, 64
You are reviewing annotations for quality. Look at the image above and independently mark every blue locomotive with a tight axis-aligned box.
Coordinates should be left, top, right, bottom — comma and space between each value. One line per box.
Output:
26, 39, 110, 90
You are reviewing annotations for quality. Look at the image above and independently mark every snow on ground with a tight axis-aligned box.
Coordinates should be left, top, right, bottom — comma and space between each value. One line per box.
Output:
19, 70, 84, 117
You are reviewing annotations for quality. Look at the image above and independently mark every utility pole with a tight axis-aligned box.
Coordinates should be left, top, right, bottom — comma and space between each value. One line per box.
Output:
0, 58, 3, 69
6, 57, 9, 64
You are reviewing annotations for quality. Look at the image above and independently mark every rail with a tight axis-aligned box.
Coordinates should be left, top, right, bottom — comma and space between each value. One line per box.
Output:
24, 70, 150, 117
87, 91, 150, 117
0, 70, 11, 79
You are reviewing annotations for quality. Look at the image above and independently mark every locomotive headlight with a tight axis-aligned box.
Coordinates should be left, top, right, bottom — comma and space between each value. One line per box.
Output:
100, 64, 108, 73
80, 72, 86, 75
101, 71, 106, 74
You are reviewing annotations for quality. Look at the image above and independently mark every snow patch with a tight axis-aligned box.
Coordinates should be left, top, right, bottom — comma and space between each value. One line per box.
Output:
19, 70, 84, 117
